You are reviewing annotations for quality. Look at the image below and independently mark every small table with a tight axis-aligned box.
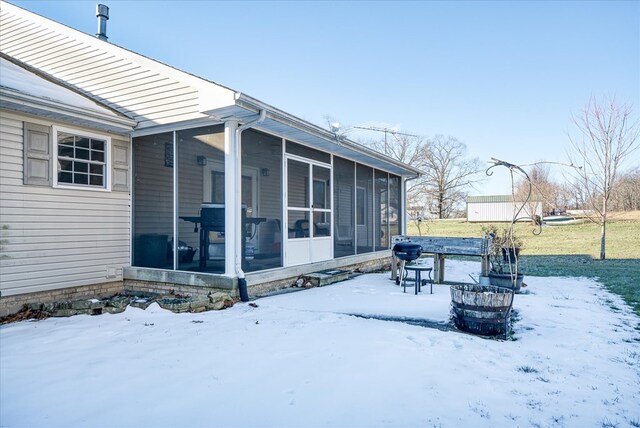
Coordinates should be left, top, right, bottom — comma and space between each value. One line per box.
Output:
403, 265, 433, 295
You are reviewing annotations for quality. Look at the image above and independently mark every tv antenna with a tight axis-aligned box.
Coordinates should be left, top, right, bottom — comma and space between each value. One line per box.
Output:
353, 126, 420, 155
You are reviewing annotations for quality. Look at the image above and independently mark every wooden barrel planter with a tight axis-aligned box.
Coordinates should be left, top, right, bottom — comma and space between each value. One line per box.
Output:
450, 284, 514, 336
488, 272, 523, 292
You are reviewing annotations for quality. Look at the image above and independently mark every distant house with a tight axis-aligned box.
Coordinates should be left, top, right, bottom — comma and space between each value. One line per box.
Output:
466, 195, 542, 222
0, 2, 420, 315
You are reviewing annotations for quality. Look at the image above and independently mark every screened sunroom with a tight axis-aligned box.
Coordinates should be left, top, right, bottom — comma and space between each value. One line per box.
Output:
129, 102, 415, 287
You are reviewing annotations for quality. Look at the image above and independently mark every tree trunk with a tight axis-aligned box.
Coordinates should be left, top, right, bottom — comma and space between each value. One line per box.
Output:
600, 198, 607, 260
600, 222, 606, 260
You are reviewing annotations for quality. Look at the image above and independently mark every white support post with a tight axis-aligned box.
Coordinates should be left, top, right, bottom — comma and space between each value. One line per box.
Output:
224, 120, 239, 277
400, 177, 406, 235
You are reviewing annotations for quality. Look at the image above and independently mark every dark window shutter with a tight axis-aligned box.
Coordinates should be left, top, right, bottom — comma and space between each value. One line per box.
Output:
23, 122, 52, 186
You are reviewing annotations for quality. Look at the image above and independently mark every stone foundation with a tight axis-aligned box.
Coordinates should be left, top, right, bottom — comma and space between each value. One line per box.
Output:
123, 279, 237, 300
1, 255, 391, 317
0, 281, 124, 317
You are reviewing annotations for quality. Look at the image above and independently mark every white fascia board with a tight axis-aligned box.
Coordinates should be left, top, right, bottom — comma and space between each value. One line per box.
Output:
130, 116, 224, 137
0, 88, 136, 132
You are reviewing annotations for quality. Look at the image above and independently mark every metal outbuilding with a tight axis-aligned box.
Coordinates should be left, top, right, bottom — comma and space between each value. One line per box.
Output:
466, 195, 542, 222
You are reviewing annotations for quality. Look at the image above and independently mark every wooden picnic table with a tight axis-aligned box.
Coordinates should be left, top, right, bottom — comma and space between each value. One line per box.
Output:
391, 235, 491, 284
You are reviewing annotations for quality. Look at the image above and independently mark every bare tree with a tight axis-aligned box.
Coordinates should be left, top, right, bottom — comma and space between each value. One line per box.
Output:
350, 124, 484, 219
610, 167, 640, 211
567, 97, 640, 259
515, 163, 568, 218
358, 132, 434, 216
364, 133, 484, 218
419, 135, 484, 219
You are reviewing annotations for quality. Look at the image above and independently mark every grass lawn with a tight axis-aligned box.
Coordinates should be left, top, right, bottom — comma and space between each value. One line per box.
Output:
406, 212, 640, 316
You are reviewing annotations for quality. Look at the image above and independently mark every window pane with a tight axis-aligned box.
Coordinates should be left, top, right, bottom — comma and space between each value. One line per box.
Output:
76, 137, 90, 149
288, 210, 310, 238
90, 164, 103, 174
75, 148, 90, 160
287, 159, 309, 208
58, 145, 74, 158
313, 180, 325, 209
313, 165, 330, 209
91, 140, 105, 151
91, 150, 104, 162
58, 171, 72, 183
74, 162, 88, 173
59, 160, 72, 172
313, 212, 331, 236
90, 175, 104, 186
58, 133, 75, 145
74, 173, 88, 185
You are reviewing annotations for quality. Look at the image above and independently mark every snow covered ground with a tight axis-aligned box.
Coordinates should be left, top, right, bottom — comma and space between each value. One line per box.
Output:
1, 260, 639, 428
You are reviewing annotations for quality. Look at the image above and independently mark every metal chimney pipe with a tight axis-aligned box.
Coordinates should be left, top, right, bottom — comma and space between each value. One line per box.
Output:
96, 4, 109, 41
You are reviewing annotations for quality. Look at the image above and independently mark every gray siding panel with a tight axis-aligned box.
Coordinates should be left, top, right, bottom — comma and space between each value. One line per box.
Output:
0, 111, 131, 296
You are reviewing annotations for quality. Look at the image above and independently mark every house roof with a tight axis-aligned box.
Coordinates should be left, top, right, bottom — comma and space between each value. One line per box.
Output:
0, 54, 136, 133
0, 1, 421, 177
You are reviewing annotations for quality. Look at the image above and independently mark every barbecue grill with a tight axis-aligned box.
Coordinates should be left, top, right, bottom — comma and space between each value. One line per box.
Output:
393, 242, 423, 285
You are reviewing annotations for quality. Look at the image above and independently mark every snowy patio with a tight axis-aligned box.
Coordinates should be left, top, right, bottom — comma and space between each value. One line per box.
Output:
1, 260, 639, 427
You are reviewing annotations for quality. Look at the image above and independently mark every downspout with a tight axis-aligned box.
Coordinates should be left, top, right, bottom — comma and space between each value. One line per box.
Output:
235, 109, 267, 301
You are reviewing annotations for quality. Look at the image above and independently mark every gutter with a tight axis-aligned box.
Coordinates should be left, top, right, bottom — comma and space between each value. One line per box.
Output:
0, 89, 137, 132
235, 109, 267, 301
233, 94, 422, 177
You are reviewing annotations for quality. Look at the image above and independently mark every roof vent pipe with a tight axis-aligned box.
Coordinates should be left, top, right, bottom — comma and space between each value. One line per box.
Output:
96, 4, 109, 41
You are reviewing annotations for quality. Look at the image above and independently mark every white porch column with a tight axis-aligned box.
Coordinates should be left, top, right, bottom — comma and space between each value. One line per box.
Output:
224, 120, 239, 277
400, 177, 406, 235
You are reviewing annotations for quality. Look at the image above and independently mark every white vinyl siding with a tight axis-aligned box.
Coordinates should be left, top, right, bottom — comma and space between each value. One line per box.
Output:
0, 111, 131, 296
0, 4, 223, 129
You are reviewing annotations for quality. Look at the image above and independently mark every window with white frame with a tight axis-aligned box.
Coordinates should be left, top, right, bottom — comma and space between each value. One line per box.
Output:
54, 127, 110, 189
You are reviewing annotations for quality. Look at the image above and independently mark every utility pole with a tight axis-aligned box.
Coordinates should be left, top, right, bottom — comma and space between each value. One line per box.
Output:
353, 126, 420, 155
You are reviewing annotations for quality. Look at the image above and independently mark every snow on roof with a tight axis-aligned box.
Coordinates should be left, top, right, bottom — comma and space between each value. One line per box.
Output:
0, 56, 121, 119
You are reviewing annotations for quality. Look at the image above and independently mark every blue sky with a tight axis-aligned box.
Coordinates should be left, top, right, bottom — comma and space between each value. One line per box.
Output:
11, 0, 640, 194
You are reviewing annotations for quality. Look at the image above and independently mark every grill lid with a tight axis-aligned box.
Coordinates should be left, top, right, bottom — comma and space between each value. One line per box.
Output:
392, 242, 423, 261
